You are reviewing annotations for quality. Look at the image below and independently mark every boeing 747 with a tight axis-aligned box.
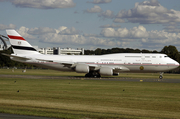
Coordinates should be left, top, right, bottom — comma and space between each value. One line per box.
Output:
3, 30, 180, 79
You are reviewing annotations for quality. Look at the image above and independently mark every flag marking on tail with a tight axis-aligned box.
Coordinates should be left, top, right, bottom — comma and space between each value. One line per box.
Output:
6, 29, 39, 54
8, 35, 25, 41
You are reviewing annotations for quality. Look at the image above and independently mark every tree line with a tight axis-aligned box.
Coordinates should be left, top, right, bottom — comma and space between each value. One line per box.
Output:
0, 45, 180, 72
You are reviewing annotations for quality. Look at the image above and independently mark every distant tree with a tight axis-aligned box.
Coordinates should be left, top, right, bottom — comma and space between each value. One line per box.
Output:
101, 49, 107, 55
95, 48, 102, 55
134, 49, 141, 53
84, 50, 94, 55
142, 49, 151, 53
152, 50, 158, 53
161, 45, 180, 63
111, 48, 120, 53
0, 47, 35, 68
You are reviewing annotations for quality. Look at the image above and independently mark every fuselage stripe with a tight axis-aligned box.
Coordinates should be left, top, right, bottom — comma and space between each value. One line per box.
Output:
8, 35, 25, 41
12, 45, 37, 51
86, 63, 179, 66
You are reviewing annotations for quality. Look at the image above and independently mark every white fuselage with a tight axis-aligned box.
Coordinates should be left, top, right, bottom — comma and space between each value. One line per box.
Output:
12, 53, 179, 73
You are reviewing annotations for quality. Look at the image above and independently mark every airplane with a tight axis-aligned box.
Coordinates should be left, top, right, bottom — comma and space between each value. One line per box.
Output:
2, 29, 180, 79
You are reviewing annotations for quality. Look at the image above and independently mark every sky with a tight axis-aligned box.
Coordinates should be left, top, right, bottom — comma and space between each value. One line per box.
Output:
0, 0, 180, 51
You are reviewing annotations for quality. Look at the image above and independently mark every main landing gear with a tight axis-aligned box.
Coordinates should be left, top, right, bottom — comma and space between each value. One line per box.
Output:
85, 71, 101, 78
159, 72, 164, 79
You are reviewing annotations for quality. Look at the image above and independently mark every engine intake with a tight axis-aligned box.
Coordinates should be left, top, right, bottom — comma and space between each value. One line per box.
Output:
75, 64, 89, 73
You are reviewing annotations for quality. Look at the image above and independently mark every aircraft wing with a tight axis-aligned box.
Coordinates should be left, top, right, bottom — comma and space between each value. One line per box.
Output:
36, 58, 54, 62
61, 62, 75, 67
2, 53, 31, 61
35, 58, 75, 67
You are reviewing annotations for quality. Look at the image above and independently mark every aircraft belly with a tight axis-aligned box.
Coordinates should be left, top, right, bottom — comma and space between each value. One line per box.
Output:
124, 65, 170, 72
29, 62, 72, 71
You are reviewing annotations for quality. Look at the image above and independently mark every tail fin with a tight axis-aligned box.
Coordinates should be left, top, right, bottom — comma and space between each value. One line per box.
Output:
6, 29, 39, 54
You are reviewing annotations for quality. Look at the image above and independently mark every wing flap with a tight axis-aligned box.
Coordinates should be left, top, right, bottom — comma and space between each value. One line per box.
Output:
113, 66, 130, 72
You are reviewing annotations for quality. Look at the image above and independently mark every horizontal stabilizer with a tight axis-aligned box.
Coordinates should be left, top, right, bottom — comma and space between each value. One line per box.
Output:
36, 59, 54, 62
2, 53, 31, 61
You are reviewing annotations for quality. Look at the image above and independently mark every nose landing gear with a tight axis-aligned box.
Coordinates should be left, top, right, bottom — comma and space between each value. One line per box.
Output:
159, 72, 164, 79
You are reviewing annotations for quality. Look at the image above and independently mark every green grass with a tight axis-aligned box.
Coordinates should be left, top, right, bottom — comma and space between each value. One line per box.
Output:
0, 68, 180, 79
0, 69, 83, 76
0, 69, 180, 119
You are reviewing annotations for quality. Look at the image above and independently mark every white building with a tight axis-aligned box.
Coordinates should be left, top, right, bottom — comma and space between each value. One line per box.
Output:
38, 47, 54, 55
38, 47, 84, 55
0, 44, 84, 55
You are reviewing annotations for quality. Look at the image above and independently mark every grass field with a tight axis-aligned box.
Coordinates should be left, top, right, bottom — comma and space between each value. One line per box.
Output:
0, 68, 180, 79
0, 69, 180, 119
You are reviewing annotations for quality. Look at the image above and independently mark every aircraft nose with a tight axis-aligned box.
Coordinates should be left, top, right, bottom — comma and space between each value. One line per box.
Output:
174, 60, 180, 67
175, 61, 180, 66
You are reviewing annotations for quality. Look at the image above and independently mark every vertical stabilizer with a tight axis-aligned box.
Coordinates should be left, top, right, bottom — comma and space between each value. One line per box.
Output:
6, 30, 39, 54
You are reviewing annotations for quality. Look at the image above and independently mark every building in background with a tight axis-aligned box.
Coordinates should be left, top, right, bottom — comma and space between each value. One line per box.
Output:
38, 47, 84, 55
0, 44, 84, 55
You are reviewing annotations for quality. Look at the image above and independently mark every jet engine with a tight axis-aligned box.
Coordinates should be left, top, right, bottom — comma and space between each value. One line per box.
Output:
75, 64, 89, 73
99, 67, 113, 76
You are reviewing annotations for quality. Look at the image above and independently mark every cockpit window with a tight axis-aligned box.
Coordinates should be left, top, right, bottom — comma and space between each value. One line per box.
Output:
164, 56, 168, 58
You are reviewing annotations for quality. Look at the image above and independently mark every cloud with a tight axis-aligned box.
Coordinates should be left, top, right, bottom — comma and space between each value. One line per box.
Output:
84, 5, 102, 13
40, 31, 120, 47
99, 24, 121, 28
59, 27, 80, 35
100, 25, 148, 38
113, 18, 125, 23
163, 25, 180, 33
98, 10, 114, 18
17, 26, 35, 39
99, 25, 180, 50
15, 26, 123, 48
83, 33, 101, 37
87, 0, 112, 4
0, 24, 16, 30
141, 31, 180, 50
115, 0, 180, 24
28, 27, 56, 35
3, 0, 76, 9
14, 25, 180, 50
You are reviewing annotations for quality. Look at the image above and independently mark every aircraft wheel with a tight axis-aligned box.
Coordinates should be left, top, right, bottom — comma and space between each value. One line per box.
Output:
85, 73, 91, 77
159, 75, 163, 79
85, 72, 101, 78
92, 72, 101, 78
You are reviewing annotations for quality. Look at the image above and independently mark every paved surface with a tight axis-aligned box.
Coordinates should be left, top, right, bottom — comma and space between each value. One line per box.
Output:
0, 74, 180, 83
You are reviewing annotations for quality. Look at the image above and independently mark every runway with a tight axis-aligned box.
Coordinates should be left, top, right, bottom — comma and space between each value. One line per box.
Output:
0, 74, 180, 83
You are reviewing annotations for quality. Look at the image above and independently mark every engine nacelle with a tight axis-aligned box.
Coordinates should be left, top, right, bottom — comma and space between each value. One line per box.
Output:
75, 64, 89, 73
99, 67, 113, 76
